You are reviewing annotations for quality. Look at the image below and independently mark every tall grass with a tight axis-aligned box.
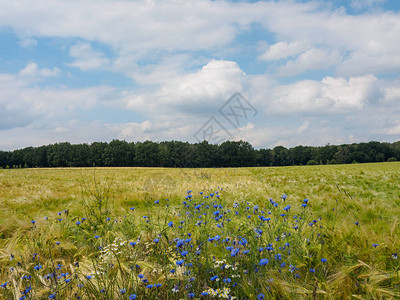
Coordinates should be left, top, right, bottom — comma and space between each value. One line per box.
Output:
0, 163, 399, 299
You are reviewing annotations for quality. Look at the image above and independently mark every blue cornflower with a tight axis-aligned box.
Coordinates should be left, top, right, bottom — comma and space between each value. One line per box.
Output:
146, 284, 153, 289
120, 288, 126, 294
34, 264, 42, 270
94, 235, 100, 239
155, 283, 162, 287
49, 293, 56, 299
223, 278, 231, 283
1, 282, 8, 288
176, 260, 184, 266
210, 275, 218, 281
372, 243, 378, 248
201, 291, 209, 296
76, 221, 81, 225
321, 258, 327, 263
259, 258, 269, 266
154, 200, 159, 204
188, 293, 195, 298
86, 275, 92, 280
310, 268, 316, 273
129, 295, 137, 300
55, 241, 60, 246
181, 251, 188, 257
281, 194, 287, 200
138, 274, 144, 279
168, 221, 174, 227
170, 269, 176, 274
283, 205, 291, 211
153, 238, 160, 243
31, 220, 36, 225
130, 242, 137, 247
130, 207, 135, 210
257, 293, 265, 299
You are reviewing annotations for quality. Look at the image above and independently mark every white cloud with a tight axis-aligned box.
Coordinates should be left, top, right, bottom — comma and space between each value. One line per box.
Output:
350, 0, 385, 10
126, 59, 245, 116
19, 63, 60, 78
268, 74, 382, 114
117, 121, 152, 140
297, 120, 309, 133
68, 42, 110, 71
259, 41, 308, 61
18, 38, 37, 48
0, 65, 114, 130
278, 48, 341, 76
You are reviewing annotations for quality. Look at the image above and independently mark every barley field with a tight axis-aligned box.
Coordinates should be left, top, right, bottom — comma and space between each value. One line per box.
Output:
0, 163, 399, 299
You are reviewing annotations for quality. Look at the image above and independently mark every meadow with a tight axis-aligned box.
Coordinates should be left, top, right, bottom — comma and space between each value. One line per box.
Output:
0, 163, 399, 299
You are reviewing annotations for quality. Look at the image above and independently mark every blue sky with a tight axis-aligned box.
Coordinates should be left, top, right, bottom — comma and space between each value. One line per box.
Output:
1, 0, 400, 150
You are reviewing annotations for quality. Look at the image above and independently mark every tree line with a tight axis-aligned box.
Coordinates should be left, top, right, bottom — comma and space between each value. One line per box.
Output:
0, 140, 399, 169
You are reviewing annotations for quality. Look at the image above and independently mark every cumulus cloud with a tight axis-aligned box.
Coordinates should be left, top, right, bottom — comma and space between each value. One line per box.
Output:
126, 59, 245, 117
18, 38, 37, 48
19, 63, 60, 78
259, 41, 308, 61
117, 121, 152, 140
278, 48, 341, 76
268, 74, 383, 114
68, 42, 110, 71
0, 65, 114, 130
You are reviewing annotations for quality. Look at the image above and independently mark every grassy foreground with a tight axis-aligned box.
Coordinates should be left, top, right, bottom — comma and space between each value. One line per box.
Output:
0, 163, 399, 299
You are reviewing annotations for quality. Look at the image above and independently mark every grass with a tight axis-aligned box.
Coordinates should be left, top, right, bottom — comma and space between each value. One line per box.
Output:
0, 163, 399, 299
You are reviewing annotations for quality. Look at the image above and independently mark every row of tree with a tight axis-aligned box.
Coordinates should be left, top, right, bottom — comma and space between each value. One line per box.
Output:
0, 140, 399, 168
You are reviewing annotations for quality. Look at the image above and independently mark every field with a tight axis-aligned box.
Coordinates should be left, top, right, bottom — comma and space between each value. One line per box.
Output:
0, 163, 399, 299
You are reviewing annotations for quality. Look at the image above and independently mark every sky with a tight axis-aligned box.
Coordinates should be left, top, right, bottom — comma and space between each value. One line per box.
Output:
1, 0, 400, 150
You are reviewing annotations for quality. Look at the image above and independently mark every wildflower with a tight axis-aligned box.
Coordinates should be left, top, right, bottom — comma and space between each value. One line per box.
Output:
130, 242, 137, 247
153, 238, 160, 243
129, 295, 137, 300
172, 286, 179, 293
392, 253, 398, 259
210, 275, 218, 281
181, 251, 188, 257
168, 221, 174, 227
170, 269, 176, 274
156, 283, 162, 287
281, 194, 287, 200
31, 220, 36, 225
34, 264, 42, 270
259, 259, 269, 266
120, 288, 126, 294
138, 274, 144, 279
49, 294, 56, 299
76, 221, 81, 225
130, 207, 135, 210
188, 292, 195, 298
154, 199, 159, 204
176, 260, 184, 266
355, 221, 359, 226
321, 258, 327, 263
86, 275, 92, 280
94, 235, 100, 239
55, 241, 60, 246
1, 282, 7, 288
310, 268, 316, 273
201, 291, 209, 296
257, 293, 265, 299
146, 284, 153, 289
372, 243, 378, 248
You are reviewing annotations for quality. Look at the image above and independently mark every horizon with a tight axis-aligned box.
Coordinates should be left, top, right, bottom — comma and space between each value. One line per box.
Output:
1, 0, 400, 151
